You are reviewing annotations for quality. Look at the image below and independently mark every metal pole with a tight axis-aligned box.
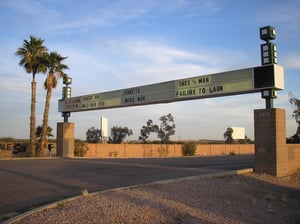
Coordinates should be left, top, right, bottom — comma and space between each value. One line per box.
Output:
265, 98, 273, 109
64, 115, 68, 123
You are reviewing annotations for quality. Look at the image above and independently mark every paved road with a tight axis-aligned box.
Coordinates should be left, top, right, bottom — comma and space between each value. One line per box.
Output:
0, 155, 253, 221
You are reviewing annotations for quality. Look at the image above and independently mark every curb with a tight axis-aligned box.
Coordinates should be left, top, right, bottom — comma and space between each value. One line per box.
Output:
0, 157, 62, 161
2, 168, 253, 224
150, 168, 254, 185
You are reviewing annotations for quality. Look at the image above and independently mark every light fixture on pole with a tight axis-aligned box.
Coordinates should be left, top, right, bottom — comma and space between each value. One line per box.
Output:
260, 26, 276, 41
261, 43, 277, 65
62, 75, 72, 122
62, 86, 71, 99
261, 89, 277, 108
259, 25, 277, 108
260, 26, 277, 65
63, 76, 72, 85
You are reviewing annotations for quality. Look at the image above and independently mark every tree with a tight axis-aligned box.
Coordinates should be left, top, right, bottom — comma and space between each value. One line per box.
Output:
238, 135, 253, 144
86, 127, 102, 143
36, 125, 54, 139
287, 134, 300, 144
109, 126, 133, 143
36, 125, 53, 156
288, 93, 300, 143
224, 127, 234, 144
289, 93, 300, 136
15, 36, 48, 156
156, 113, 175, 143
39, 52, 69, 156
139, 119, 158, 143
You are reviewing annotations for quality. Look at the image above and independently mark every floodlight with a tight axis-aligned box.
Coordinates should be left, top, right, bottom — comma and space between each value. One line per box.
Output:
260, 26, 276, 42
62, 87, 71, 99
63, 76, 72, 85
260, 42, 277, 65
261, 89, 277, 99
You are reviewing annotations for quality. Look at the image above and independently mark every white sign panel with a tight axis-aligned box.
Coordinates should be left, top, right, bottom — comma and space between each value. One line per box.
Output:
100, 116, 108, 138
231, 127, 245, 139
175, 68, 254, 99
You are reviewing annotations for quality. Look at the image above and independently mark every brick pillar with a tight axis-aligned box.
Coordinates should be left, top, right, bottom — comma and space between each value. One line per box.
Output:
56, 122, 74, 158
254, 108, 288, 177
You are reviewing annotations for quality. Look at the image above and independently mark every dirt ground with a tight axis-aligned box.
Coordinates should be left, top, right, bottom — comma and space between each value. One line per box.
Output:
10, 171, 300, 224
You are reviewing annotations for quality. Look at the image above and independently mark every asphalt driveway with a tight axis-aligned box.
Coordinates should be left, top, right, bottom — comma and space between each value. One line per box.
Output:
0, 155, 253, 222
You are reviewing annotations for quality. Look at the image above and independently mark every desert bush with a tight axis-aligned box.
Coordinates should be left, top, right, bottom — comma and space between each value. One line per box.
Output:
182, 142, 196, 156
74, 139, 89, 157
229, 151, 236, 156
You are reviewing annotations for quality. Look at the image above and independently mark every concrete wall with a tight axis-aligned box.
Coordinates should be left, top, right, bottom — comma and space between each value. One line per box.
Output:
84, 143, 255, 158
84, 142, 300, 176
0, 142, 17, 150
0, 142, 57, 157
195, 144, 254, 156
287, 144, 300, 174
2, 141, 299, 176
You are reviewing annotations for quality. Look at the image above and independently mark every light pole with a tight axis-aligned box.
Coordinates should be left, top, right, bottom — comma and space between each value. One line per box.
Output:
62, 76, 72, 122
260, 26, 278, 108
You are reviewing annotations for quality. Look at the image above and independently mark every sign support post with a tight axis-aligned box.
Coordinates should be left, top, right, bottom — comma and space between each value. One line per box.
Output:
56, 122, 74, 158
56, 76, 74, 158
259, 25, 278, 109
254, 26, 288, 177
254, 108, 288, 177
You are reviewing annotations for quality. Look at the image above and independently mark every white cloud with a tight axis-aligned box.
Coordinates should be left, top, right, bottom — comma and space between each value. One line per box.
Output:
8, 0, 220, 34
281, 54, 300, 70
83, 38, 251, 87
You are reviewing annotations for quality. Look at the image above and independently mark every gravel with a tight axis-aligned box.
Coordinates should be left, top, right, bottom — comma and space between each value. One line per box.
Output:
12, 172, 300, 224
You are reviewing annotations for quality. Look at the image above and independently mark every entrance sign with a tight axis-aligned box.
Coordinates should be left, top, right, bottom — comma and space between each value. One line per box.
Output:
58, 64, 284, 113
57, 26, 296, 178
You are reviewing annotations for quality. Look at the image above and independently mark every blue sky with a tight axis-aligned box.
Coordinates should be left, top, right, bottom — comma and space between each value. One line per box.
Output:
0, 0, 299, 141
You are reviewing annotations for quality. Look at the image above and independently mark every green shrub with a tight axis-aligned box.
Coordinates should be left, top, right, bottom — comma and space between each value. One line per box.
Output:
74, 139, 89, 157
182, 142, 196, 156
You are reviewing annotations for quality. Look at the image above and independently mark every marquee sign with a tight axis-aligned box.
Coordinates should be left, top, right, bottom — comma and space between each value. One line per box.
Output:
58, 64, 284, 113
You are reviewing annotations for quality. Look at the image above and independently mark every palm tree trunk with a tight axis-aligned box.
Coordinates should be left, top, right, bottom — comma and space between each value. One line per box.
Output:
30, 80, 36, 157
40, 86, 52, 157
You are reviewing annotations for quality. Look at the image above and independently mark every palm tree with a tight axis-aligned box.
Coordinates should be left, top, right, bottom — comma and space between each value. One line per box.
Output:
36, 125, 54, 139
39, 52, 69, 156
15, 36, 48, 157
